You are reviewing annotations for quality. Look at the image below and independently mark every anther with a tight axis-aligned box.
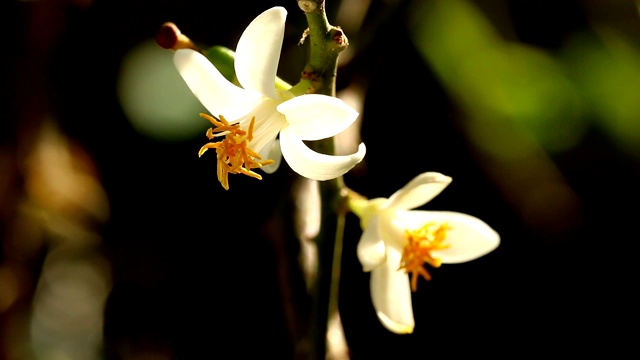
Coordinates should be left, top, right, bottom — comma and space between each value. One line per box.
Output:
399, 222, 451, 291
198, 114, 274, 190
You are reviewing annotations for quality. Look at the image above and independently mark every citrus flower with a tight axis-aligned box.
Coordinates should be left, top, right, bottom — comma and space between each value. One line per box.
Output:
173, 6, 365, 189
348, 172, 500, 334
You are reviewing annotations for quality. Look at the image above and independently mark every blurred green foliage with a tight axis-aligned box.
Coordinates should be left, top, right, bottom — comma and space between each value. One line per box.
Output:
411, 0, 640, 157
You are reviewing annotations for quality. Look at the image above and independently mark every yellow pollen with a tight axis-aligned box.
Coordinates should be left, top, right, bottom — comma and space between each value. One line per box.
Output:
399, 222, 451, 292
198, 113, 275, 190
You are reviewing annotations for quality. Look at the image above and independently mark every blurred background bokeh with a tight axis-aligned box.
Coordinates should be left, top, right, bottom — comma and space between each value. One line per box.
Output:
1, 0, 637, 358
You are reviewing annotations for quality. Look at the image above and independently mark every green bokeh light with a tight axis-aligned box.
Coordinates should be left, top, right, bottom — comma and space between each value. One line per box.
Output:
117, 40, 207, 141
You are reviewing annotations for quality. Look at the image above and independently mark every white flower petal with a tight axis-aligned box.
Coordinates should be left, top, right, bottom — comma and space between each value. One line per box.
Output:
387, 172, 452, 211
235, 6, 285, 99
174, 49, 261, 119
356, 216, 386, 272
378, 211, 410, 251
279, 126, 366, 180
355, 198, 389, 230
277, 95, 359, 141
396, 210, 500, 264
370, 247, 414, 334
259, 139, 282, 174
246, 99, 287, 154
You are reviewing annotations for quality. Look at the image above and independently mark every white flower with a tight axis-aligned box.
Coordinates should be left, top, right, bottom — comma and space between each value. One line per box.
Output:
173, 6, 365, 189
349, 172, 500, 334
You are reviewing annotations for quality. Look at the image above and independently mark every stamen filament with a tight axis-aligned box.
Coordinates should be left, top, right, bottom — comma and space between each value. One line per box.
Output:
399, 222, 451, 291
198, 113, 274, 190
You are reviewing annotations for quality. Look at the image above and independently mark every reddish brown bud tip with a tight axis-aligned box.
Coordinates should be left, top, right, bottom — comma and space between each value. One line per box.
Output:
156, 22, 180, 50
156, 22, 199, 51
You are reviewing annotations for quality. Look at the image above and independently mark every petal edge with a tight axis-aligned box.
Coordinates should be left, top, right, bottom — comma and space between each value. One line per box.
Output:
174, 49, 260, 119
396, 210, 500, 264
370, 248, 415, 334
279, 126, 366, 180
387, 172, 452, 211
235, 7, 286, 99
278, 94, 359, 141
356, 216, 387, 272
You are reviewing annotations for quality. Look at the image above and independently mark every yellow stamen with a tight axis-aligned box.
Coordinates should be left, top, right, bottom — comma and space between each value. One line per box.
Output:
198, 113, 275, 190
399, 222, 451, 291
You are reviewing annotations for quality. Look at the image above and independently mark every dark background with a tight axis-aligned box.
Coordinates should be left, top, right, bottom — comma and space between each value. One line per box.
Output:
1, 0, 637, 358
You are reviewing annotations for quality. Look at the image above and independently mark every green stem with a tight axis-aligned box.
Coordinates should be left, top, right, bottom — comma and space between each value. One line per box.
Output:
296, 1, 350, 359
298, 0, 349, 97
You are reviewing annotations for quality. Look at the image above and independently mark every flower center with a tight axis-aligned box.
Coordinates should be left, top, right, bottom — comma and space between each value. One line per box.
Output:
198, 113, 274, 190
399, 222, 451, 291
